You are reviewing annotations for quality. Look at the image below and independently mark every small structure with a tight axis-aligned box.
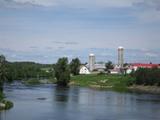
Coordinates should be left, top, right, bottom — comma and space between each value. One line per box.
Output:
79, 65, 90, 74
110, 69, 120, 74
109, 64, 122, 74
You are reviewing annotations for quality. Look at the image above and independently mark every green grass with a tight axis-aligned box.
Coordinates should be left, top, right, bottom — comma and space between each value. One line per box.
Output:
71, 74, 135, 92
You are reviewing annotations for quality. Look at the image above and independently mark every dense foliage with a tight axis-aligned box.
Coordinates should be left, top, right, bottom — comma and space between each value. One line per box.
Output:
70, 58, 81, 75
133, 68, 160, 86
0, 100, 14, 110
5, 62, 54, 81
105, 61, 114, 73
0, 55, 7, 92
55, 57, 70, 86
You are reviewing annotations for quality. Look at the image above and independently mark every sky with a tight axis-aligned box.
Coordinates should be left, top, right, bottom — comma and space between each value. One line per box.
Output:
0, 0, 160, 64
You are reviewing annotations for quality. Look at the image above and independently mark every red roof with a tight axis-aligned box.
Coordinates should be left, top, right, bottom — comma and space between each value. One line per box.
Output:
132, 63, 160, 68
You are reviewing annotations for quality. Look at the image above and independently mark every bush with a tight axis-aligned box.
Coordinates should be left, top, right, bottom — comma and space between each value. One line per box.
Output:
1, 100, 14, 110
133, 68, 160, 86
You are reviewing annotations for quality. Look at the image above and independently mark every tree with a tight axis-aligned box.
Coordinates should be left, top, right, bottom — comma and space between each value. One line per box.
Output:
70, 58, 81, 75
105, 61, 114, 73
0, 55, 7, 92
55, 57, 70, 86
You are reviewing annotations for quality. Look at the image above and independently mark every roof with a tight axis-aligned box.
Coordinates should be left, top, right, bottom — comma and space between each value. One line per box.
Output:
94, 64, 105, 69
85, 63, 105, 70
132, 63, 160, 68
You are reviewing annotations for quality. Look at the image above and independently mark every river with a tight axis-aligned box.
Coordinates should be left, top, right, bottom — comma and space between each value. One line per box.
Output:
1, 82, 160, 120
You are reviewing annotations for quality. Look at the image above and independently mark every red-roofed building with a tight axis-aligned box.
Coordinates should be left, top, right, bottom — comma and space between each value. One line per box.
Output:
126, 63, 160, 74
132, 63, 160, 69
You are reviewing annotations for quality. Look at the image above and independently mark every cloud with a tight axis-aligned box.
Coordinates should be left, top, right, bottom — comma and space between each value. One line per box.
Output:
137, 0, 160, 10
1, 48, 160, 64
29, 46, 38, 49
1, 0, 160, 10
133, 0, 160, 22
1, 0, 160, 23
136, 9, 160, 23
145, 52, 159, 57
64, 42, 78, 45
0, 0, 143, 8
52, 41, 78, 45
13, 0, 56, 7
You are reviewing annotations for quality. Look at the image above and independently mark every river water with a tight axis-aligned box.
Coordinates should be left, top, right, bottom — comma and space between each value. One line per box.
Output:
1, 82, 160, 120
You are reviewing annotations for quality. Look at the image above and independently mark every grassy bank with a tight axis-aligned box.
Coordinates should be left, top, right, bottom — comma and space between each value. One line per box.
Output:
70, 74, 135, 92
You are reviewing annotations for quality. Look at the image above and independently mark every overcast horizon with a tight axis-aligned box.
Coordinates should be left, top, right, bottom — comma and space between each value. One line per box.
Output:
0, 0, 160, 64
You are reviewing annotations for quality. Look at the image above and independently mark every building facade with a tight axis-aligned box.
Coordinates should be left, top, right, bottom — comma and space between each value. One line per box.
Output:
79, 66, 90, 74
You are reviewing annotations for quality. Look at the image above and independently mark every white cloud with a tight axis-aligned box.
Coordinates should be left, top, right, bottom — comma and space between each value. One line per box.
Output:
0, 0, 143, 8
13, 0, 56, 7
145, 52, 159, 57
2, 0, 160, 10
131, 0, 160, 23
135, 8, 160, 23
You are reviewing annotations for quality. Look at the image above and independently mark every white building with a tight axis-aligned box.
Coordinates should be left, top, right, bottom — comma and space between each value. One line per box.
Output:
89, 53, 95, 72
118, 46, 124, 68
79, 66, 90, 74
94, 64, 106, 72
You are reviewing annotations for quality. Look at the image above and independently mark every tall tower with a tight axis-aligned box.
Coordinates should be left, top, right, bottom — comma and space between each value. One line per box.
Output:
118, 46, 124, 68
89, 53, 95, 71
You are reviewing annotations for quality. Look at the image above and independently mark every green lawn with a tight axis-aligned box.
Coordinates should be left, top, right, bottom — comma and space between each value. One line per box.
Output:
71, 74, 135, 92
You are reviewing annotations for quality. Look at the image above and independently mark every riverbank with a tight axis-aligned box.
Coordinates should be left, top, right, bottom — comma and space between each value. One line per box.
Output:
70, 74, 160, 94
70, 74, 134, 92
22, 74, 160, 94
128, 85, 160, 94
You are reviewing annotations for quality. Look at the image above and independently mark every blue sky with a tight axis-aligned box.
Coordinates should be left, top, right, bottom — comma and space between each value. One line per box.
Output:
0, 0, 160, 64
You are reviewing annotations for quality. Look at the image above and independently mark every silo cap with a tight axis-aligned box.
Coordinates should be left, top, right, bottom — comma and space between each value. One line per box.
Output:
118, 46, 124, 49
89, 53, 95, 56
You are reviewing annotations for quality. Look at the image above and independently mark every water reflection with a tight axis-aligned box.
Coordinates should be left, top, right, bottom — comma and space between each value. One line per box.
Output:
1, 83, 160, 120
54, 87, 69, 102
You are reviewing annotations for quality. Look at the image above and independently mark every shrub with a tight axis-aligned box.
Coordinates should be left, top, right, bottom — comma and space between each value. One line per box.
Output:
1, 100, 14, 110
133, 68, 160, 86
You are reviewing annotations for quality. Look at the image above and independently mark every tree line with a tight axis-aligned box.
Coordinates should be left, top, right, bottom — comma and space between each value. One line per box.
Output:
1, 54, 160, 89
5, 62, 54, 81
0, 55, 81, 89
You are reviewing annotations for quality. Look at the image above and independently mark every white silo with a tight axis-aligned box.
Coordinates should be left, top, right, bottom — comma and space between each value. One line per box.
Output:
118, 46, 124, 68
89, 53, 95, 71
